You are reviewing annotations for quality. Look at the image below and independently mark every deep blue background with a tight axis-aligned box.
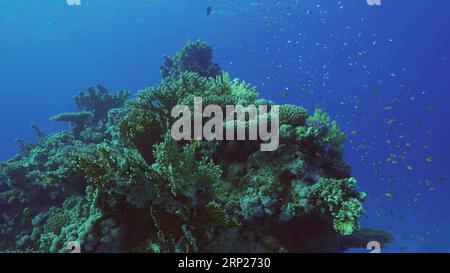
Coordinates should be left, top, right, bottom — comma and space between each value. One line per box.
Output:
1, 0, 449, 252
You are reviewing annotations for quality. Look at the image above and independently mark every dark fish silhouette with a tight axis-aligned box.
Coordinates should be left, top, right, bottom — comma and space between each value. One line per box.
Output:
207, 6, 212, 16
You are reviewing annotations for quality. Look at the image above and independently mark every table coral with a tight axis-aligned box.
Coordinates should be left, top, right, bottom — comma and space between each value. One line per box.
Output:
50, 112, 92, 135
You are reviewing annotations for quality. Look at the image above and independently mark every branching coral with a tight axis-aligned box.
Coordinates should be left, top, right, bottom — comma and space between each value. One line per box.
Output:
161, 40, 221, 80
31, 123, 46, 141
152, 133, 222, 197
74, 143, 160, 209
74, 85, 129, 122
128, 71, 258, 134
308, 177, 365, 236
118, 109, 162, 163
304, 108, 345, 148
15, 138, 35, 154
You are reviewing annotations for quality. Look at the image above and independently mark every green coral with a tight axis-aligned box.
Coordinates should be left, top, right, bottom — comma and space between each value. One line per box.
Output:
308, 177, 364, 236
279, 104, 309, 126
74, 85, 130, 122
211, 72, 258, 106
128, 71, 258, 134
333, 198, 363, 236
161, 40, 221, 80
118, 108, 162, 163
152, 134, 222, 197
75, 143, 159, 208
305, 108, 345, 147
43, 209, 71, 234
38, 196, 103, 253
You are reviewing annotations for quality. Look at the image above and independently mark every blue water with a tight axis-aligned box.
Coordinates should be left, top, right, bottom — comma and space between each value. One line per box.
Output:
1, 0, 449, 252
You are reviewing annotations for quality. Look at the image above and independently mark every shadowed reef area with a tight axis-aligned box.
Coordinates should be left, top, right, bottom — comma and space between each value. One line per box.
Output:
0, 41, 393, 253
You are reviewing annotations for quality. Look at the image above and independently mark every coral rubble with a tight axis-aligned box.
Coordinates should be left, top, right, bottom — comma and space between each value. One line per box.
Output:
0, 41, 392, 253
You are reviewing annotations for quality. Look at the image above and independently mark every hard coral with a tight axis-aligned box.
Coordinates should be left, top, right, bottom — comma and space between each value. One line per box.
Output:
308, 177, 364, 236
279, 104, 309, 127
118, 109, 162, 163
305, 108, 345, 148
43, 209, 71, 234
74, 85, 129, 122
161, 40, 221, 80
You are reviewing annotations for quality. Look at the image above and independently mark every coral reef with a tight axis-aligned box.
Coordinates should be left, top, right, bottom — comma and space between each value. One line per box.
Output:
0, 41, 392, 253
160, 40, 221, 80
73, 85, 130, 123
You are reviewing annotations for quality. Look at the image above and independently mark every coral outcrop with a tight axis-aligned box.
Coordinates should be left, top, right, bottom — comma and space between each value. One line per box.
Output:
160, 40, 221, 80
0, 41, 392, 253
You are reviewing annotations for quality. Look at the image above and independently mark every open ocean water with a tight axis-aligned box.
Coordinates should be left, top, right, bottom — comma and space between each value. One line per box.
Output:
1, 0, 449, 253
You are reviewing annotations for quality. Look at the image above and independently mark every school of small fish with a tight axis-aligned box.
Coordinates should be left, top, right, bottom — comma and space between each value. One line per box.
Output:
206, 0, 446, 251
